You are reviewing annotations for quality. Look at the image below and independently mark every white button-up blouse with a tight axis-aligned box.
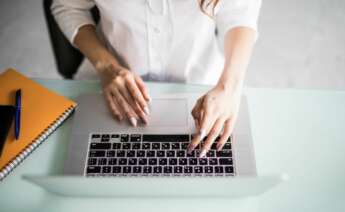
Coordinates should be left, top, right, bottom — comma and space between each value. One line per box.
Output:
52, 0, 261, 85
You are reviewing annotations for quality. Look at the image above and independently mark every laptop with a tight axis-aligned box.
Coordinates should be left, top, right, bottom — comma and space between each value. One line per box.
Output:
23, 93, 286, 197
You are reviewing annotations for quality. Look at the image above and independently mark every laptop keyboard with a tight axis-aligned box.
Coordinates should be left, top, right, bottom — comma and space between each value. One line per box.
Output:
85, 134, 234, 176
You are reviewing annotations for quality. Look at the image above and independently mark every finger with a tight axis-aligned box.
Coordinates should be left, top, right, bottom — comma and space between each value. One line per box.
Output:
118, 86, 148, 123
134, 74, 151, 102
112, 87, 138, 127
125, 77, 150, 115
191, 99, 203, 131
105, 91, 123, 121
199, 105, 217, 141
200, 118, 224, 157
217, 118, 235, 150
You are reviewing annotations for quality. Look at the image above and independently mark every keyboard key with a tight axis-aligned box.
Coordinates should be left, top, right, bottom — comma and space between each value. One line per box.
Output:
123, 166, 131, 173
117, 150, 125, 157
92, 134, 100, 138
108, 158, 117, 165
178, 158, 187, 165
205, 166, 213, 174
147, 151, 155, 157
89, 150, 105, 157
209, 158, 218, 165
162, 143, 170, 150
169, 158, 177, 165
216, 150, 232, 157
112, 143, 121, 149
215, 166, 224, 173
111, 134, 119, 138
133, 166, 142, 173
189, 158, 197, 165
130, 134, 141, 142
174, 166, 183, 174
164, 166, 173, 173
194, 166, 203, 173
142, 143, 150, 149
186, 151, 195, 157
119, 158, 128, 165
177, 150, 185, 157
90, 143, 111, 149
87, 166, 101, 174
157, 150, 165, 157
122, 143, 130, 149
129, 158, 137, 165
181, 143, 189, 149
198, 158, 208, 165
153, 166, 162, 173
219, 158, 233, 165
206, 150, 215, 157
127, 150, 136, 157
149, 158, 157, 165
143, 134, 189, 142
211, 143, 218, 150
102, 134, 110, 139
139, 158, 148, 165
121, 134, 129, 142
223, 143, 231, 150
167, 150, 175, 157
137, 150, 145, 157
106, 150, 115, 157
225, 166, 234, 174
112, 166, 121, 173
172, 143, 180, 149
102, 166, 111, 173
159, 158, 167, 165
98, 158, 107, 165
88, 158, 97, 165
132, 143, 141, 149
152, 143, 160, 149
184, 166, 193, 174
143, 166, 152, 173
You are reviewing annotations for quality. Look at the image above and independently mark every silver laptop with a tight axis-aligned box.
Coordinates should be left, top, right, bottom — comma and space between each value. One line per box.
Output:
64, 92, 256, 177
23, 93, 287, 197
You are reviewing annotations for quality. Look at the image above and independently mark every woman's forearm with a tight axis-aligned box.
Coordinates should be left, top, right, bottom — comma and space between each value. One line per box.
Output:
73, 25, 121, 73
218, 27, 256, 91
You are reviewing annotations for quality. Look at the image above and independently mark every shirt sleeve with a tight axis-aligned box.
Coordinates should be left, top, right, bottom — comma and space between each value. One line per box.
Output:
216, 0, 262, 47
51, 0, 96, 45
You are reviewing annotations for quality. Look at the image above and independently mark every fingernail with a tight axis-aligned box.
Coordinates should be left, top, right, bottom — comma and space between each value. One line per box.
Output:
143, 106, 150, 115
216, 143, 223, 151
199, 149, 207, 158
199, 129, 206, 141
129, 117, 137, 127
148, 96, 152, 102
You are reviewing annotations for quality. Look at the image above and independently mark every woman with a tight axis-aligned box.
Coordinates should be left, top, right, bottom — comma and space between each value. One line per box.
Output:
52, 0, 261, 157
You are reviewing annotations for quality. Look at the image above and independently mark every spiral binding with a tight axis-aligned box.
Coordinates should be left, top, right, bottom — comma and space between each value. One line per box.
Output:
0, 105, 75, 181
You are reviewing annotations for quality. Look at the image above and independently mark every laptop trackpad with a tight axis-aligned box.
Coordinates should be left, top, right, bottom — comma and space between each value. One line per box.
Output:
147, 98, 189, 127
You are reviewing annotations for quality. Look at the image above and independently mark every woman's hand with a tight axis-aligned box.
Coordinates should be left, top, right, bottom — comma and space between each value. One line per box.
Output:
188, 82, 242, 157
98, 60, 151, 127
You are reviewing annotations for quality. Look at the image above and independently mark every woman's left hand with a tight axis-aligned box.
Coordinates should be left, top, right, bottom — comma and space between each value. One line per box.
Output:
188, 82, 242, 157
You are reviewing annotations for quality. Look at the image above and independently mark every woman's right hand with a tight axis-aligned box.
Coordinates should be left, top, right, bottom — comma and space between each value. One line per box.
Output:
97, 61, 151, 127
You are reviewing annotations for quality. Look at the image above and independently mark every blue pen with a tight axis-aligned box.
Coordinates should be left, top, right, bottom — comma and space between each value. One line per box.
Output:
15, 89, 21, 140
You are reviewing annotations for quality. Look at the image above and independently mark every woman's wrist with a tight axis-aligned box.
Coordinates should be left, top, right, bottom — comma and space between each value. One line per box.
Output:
217, 69, 244, 95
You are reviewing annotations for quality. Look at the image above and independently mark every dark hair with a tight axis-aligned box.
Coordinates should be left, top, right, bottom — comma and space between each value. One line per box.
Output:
199, 0, 220, 17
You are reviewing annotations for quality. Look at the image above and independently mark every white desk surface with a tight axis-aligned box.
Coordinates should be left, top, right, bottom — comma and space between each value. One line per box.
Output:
0, 79, 344, 212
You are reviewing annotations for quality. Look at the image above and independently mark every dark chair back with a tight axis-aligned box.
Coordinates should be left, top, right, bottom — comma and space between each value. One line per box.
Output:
43, 0, 99, 79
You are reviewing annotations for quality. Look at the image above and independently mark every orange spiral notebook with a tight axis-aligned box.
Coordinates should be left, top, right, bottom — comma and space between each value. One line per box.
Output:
0, 69, 77, 180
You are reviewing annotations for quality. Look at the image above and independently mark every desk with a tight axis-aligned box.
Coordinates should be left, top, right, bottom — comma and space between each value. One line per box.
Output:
0, 79, 344, 212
